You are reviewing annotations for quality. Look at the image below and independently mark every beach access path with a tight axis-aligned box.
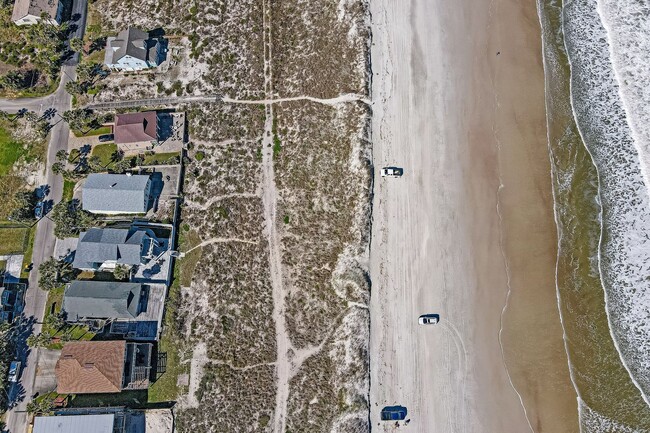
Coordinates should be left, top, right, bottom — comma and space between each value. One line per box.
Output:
368, 0, 577, 431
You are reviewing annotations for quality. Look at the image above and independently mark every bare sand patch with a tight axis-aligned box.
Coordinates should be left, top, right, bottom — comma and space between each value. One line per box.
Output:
369, 0, 577, 431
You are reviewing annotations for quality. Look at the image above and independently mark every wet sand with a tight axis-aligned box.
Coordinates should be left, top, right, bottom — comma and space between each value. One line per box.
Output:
493, 0, 579, 431
369, 0, 578, 430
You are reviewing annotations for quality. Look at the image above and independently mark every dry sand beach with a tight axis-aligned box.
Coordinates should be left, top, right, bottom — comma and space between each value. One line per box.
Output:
369, 0, 578, 431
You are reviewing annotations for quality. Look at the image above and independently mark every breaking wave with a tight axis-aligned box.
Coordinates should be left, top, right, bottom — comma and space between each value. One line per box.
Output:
563, 0, 650, 406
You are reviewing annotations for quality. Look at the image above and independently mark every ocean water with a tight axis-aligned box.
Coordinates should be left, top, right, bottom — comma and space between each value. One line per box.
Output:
538, 0, 650, 430
564, 0, 650, 401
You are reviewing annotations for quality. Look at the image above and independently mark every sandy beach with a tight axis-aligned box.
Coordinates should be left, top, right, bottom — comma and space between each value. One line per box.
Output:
369, 0, 578, 431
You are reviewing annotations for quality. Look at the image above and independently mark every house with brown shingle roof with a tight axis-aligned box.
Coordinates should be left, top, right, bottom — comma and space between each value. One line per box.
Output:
55, 340, 153, 394
11, 0, 63, 26
114, 111, 158, 145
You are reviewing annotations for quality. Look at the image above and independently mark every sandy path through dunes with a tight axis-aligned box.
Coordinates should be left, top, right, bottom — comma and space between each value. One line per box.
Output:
368, 0, 577, 431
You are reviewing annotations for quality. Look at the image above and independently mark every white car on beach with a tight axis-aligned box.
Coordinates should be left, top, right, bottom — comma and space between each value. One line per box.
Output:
380, 167, 404, 177
418, 314, 439, 325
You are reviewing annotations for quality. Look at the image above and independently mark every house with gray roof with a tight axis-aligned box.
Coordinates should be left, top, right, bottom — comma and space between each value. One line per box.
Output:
82, 173, 152, 214
33, 413, 118, 433
72, 227, 158, 271
62, 280, 166, 340
104, 27, 162, 71
62, 281, 142, 321
11, 0, 63, 26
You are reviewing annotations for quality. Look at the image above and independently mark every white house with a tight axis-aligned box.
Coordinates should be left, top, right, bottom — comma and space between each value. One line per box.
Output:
11, 0, 63, 26
104, 27, 161, 71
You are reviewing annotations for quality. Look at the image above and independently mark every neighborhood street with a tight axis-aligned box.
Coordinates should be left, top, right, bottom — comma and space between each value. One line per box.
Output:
1, 0, 86, 430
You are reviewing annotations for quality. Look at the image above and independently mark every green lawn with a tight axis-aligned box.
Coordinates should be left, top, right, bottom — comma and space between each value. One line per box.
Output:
72, 126, 112, 138
142, 152, 180, 166
70, 390, 149, 409
91, 143, 117, 167
20, 225, 36, 278
148, 227, 202, 402
45, 325, 94, 350
0, 127, 27, 176
62, 180, 76, 201
44, 286, 64, 317
0, 227, 28, 255
178, 228, 202, 287
42, 286, 95, 349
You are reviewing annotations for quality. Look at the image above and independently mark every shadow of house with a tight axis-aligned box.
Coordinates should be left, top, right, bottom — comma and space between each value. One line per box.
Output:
147, 172, 165, 212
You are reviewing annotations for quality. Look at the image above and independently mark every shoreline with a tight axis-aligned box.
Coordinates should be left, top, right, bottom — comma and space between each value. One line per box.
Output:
491, 0, 580, 431
538, 0, 650, 429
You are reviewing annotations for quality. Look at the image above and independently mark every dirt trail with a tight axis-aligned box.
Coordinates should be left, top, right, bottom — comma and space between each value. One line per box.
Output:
223, 93, 371, 106
257, 1, 291, 431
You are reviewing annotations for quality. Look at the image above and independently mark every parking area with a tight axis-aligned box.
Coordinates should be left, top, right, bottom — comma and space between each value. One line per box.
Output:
33, 349, 61, 395
0, 254, 24, 283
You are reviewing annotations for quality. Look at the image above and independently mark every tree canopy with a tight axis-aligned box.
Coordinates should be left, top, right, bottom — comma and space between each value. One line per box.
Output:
50, 199, 96, 238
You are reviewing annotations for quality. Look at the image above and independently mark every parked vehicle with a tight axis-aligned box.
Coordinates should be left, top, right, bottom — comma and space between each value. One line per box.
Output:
8, 361, 21, 382
98, 134, 114, 143
380, 406, 407, 421
418, 314, 440, 325
380, 167, 404, 177
34, 201, 44, 219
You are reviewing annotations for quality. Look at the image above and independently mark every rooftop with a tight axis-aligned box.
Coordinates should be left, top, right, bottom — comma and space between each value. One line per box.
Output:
62, 281, 143, 321
55, 341, 126, 394
72, 227, 149, 270
114, 111, 158, 144
33, 414, 115, 433
11, 0, 59, 22
105, 27, 159, 67
83, 173, 151, 214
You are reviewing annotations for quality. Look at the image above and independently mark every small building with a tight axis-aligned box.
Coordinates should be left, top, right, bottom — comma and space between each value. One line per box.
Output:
104, 27, 162, 71
33, 413, 117, 433
114, 111, 158, 146
55, 340, 153, 394
82, 173, 152, 214
72, 226, 159, 271
11, 0, 63, 26
62, 280, 165, 340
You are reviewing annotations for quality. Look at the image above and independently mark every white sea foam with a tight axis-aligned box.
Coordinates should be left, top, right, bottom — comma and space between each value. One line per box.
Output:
563, 0, 650, 406
579, 398, 650, 433
597, 0, 650, 190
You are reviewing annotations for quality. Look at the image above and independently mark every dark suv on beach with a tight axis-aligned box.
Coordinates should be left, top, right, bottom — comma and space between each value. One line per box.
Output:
380, 406, 407, 421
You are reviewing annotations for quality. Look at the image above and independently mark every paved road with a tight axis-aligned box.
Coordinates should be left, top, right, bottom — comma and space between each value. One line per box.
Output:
3, 0, 86, 430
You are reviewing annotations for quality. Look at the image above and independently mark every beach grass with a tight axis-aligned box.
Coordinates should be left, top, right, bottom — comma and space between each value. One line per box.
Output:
141, 151, 180, 166
0, 227, 28, 255
0, 127, 26, 176
147, 227, 198, 402
20, 225, 36, 278
62, 180, 76, 202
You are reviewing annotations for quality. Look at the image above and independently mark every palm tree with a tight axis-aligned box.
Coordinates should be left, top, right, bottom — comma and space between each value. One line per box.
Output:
69, 37, 84, 54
